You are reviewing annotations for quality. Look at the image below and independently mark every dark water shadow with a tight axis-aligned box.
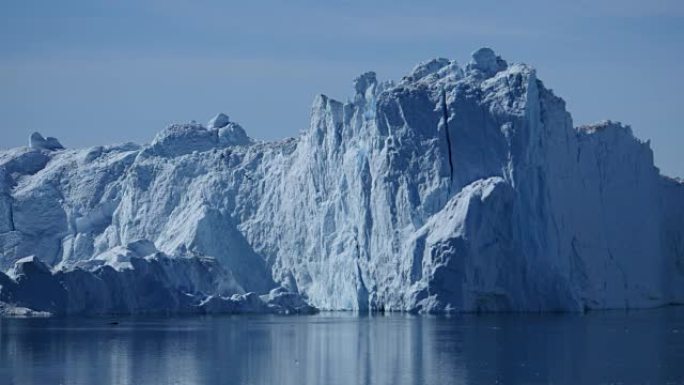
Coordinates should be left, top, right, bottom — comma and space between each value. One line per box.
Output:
1, 308, 683, 385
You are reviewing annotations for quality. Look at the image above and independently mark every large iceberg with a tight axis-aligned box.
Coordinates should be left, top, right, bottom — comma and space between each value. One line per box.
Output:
1, 48, 682, 316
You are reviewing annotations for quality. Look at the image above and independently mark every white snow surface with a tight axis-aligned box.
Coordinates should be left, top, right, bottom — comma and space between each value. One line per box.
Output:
1, 48, 683, 314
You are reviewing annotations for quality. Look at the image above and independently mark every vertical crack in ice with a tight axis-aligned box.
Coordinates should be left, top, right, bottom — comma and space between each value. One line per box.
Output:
9, 203, 14, 231
441, 90, 454, 192
356, 259, 369, 311
3, 193, 15, 232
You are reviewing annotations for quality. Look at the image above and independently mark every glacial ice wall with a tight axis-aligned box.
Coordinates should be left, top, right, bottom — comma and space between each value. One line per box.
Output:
1, 48, 682, 314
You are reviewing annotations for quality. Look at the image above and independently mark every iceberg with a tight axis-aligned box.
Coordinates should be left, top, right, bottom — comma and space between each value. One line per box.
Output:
1, 48, 682, 315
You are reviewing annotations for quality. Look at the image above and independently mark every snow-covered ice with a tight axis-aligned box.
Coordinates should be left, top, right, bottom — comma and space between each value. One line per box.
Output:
208, 113, 231, 129
1, 48, 682, 316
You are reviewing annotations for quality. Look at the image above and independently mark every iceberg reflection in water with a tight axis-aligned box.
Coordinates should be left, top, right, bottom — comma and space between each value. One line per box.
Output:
1, 308, 683, 385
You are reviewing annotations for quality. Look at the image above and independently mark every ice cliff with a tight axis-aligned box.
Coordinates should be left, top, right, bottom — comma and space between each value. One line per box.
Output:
1, 48, 683, 316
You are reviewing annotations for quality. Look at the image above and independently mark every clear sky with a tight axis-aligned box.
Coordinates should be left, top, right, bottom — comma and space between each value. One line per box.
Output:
1, 0, 682, 176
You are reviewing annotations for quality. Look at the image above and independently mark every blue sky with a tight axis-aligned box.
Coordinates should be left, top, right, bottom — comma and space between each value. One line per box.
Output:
1, 0, 683, 176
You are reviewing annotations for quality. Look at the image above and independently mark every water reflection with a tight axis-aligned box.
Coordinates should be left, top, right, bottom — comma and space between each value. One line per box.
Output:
1, 308, 683, 385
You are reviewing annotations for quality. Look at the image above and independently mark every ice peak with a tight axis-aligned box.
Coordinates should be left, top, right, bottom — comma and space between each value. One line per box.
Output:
218, 122, 251, 146
577, 120, 632, 135
148, 117, 252, 156
400, 58, 463, 85
208, 113, 230, 129
409, 58, 450, 80
29, 132, 64, 151
353, 71, 377, 96
467, 47, 508, 77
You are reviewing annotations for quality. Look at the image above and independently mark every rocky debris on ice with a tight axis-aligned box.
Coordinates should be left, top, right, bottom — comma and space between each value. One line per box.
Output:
28, 132, 64, 151
1, 47, 683, 316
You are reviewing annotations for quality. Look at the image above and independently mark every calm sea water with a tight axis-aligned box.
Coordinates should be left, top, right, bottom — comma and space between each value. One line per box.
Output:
1, 308, 683, 385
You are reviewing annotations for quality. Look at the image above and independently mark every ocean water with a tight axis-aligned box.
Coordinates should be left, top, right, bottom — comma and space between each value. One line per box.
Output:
1, 307, 683, 385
